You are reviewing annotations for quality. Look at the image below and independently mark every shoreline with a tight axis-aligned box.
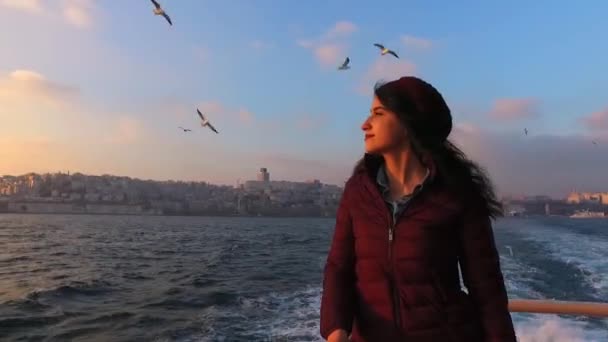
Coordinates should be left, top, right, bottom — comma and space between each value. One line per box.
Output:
0, 211, 336, 219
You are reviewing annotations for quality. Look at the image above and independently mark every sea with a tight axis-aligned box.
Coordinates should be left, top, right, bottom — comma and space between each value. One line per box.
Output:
0, 214, 607, 341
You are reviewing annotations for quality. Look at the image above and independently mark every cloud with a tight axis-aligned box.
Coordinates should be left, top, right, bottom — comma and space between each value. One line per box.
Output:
298, 21, 357, 68
448, 122, 608, 197
313, 44, 345, 66
1, 0, 94, 29
193, 101, 321, 134
249, 40, 273, 51
104, 117, 144, 144
357, 58, 417, 95
295, 113, 327, 131
196, 101, 255, 125
0, 0, 43, 13
0, 68, 148, 147
237, 108, 254, 124
581, 108, 608, 132
62, 0, 94, 29
488, 98, 540, 121
0, 69, 79, 111
0, 69, 267, 184
324, 21, 357, 40
401, 35, 433, 50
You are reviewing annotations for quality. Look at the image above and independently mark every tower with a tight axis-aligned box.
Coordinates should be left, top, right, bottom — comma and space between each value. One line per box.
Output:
257, 168, 270, 182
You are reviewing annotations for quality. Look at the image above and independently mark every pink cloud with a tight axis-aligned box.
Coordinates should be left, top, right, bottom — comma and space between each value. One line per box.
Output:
0, 0, 96, 29
581, 108, 608, 131
313, 43, 345, 67
298, 21, 357, 68
489, 98, 540, 121
401, 35, 433, 50
0, 0, 43, 13
104, 117, 144, 144
62, 0, 94, 29
237, 108, 254, 124
295, 114, 327, 130
0, 69, 79, 112
357, 58, 417, 95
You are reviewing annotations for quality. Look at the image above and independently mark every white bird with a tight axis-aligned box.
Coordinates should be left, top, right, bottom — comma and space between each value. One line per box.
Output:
178, 127, 191, 132
506, 245, 513, 257
524, 128, 528, 136
150, 0, 172, 26
196, 108, 219, 134
338, 57, 350, 70
374, 43, 399, 58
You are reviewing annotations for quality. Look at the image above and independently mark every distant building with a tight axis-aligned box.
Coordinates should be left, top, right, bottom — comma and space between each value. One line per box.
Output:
257, 168, 270, 182
566, 191, 608, 205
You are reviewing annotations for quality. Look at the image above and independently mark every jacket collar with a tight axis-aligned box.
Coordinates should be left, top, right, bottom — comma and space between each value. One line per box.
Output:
355, 153, 439, 219
357, 153, 438, 185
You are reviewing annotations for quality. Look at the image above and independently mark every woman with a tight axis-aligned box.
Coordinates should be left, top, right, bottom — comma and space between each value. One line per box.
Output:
320, 76, 516, 342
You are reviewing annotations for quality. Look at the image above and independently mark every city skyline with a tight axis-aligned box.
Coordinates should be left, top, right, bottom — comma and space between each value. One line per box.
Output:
2, 168, 604, 200
1, 1, 608, 198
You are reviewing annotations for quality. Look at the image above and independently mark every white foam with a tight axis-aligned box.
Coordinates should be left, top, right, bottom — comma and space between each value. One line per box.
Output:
500, 252, 545, 299
514, 316, 607, 342
189, 285, 608, 341
522, 226, 608, 299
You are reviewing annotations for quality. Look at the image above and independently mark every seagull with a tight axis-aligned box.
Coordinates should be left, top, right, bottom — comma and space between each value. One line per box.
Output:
524, 128, 528, 136
592, 140, 597, 146
178, 127, 192, 132
338, 57, 350, 70
196, 108, 219, 134
150, 0, 172, 26
506, 245, 513, 257
374, 43, 399, 58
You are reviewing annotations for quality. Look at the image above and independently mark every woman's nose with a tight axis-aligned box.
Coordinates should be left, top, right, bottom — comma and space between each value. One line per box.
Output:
361, 117, 371, 131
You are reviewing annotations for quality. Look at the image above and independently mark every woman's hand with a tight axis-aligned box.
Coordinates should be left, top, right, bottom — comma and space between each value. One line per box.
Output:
327, 329, 349, 342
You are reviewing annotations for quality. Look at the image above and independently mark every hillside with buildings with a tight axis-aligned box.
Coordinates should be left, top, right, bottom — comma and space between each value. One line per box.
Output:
502, 191, 608, 217
2, 168, 605, 219
0, 168, 343, 217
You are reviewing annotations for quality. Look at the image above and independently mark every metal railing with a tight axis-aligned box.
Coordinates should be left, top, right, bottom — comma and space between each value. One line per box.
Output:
509, 299, 608, 317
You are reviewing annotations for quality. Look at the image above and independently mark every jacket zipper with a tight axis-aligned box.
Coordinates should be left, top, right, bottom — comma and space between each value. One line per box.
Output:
387, 196, 419, 331
387, 218, 400, 329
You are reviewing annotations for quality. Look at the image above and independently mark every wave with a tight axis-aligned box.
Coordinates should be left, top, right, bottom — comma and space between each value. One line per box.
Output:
25, 279, 116, 300
521, 224, 608, 300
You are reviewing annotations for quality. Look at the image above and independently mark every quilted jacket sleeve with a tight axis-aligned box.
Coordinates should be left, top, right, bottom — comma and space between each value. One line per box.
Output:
320, 181, 356, 339
458, 203, 517, 342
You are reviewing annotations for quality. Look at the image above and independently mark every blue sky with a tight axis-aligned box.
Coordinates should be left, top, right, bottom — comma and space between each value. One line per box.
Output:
1, 0, 607, 197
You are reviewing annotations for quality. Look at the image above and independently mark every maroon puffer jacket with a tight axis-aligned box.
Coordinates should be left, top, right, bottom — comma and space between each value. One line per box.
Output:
320, 156, 516, 341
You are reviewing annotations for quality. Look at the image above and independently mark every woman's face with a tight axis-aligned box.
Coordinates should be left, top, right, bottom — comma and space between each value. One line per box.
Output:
361, 96, 408, 154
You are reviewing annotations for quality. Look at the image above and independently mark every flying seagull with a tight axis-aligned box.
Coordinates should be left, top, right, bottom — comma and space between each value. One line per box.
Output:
524, 128, 528, 136
150, 0, 172, 26
178, 127, 192, 132
338, 57, 350, 70
374, 43, 399, 58
592, 140, 597, 146
196, 108, 219, 134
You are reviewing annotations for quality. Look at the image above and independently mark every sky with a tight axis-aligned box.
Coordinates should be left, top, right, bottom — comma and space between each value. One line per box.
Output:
1, 0, 607, 197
